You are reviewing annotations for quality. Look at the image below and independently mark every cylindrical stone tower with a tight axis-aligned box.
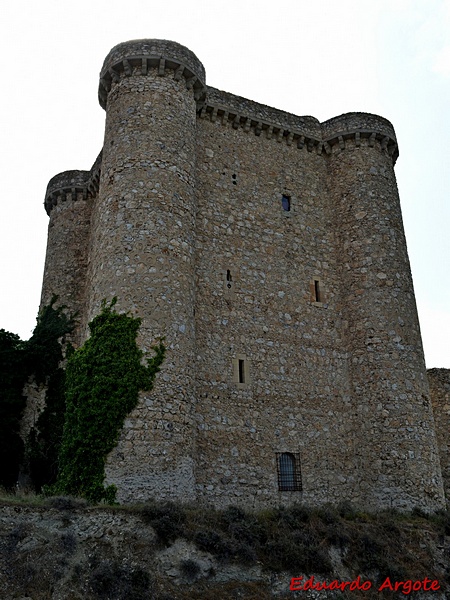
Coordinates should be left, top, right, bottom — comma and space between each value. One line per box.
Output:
41, 170, 94, 346
84, 40, 206, 501
324, 113, 445, 511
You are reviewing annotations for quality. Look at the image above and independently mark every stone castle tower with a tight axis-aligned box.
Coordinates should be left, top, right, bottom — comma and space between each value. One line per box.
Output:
40, 39, 445, 511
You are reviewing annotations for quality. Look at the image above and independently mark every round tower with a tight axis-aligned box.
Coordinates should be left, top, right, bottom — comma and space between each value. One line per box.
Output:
41, 170, 93, 346
324, 113, 445, 511
85, 40, 206, 502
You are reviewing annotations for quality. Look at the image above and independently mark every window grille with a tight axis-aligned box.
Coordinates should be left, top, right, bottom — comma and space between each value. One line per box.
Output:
276, 452, 302, 491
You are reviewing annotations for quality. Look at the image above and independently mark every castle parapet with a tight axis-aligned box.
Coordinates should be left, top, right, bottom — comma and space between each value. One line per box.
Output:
44, 170, 90, 215
321, 112, 399, 163
98, 39, 206, 109
197, 94, 399, 163
44, 152, 102, 215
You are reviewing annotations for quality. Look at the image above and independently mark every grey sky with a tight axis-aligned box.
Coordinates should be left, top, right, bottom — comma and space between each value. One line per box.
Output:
0, 0, 448, 366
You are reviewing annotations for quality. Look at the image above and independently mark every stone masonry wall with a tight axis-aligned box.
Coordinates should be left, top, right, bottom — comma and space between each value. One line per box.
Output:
328, 129, 444, 511
36, 38, 447, 511
85, 40, 205, 502
428, 369, 450, 502
40, 171, 93, 346
194, 103, 354, 509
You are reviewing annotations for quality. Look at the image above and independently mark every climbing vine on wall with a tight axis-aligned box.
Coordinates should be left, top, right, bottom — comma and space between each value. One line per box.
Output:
0, 297, 74, 490
25, 297, 75, 490
52, 298, 165, 504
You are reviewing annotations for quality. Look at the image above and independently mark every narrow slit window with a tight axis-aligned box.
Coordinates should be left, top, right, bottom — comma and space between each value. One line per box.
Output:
233, 355, 250, 387
282, 195, 291, 212
277, 452, 302, 491
238, 359, 245, 384
226, 269, 232, 288
314, 279, 321, 302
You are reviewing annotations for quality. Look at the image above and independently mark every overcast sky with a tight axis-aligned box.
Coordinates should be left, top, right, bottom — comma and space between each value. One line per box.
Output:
0, 0, 449, 367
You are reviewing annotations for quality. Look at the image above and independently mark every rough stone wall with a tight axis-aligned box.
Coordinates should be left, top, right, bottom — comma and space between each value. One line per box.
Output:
37, 38, 446, 511
40, 171, 93, 346
194, 98, 353, 509
428, 369, 450, 502
20, 378, 46, 443
327, 117, 444, 511
85, 40, 205, 502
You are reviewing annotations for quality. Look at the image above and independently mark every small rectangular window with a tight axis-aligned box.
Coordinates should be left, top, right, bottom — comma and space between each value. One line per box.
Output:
282, 194, 291, 212
238, 359, 245, 383
311, 278, 326, 305
232, 355, 251, 388
314, 279, 321, 302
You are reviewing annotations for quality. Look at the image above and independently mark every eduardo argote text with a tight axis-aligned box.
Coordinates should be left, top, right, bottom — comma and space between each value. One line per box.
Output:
290, 575, 440, 594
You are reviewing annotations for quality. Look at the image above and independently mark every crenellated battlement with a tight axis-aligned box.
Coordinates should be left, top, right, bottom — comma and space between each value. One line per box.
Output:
200, 94, 398, 162
44, 170, 89, 215
98, 39, 206, 109
44, 152, 102, 215
321, 112, 399, 161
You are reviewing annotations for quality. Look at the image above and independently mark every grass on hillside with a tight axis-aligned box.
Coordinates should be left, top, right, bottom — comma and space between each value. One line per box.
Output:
1, 489, 449, 599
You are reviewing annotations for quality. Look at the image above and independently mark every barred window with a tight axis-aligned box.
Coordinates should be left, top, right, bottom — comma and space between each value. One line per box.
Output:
276, 452, 302, 491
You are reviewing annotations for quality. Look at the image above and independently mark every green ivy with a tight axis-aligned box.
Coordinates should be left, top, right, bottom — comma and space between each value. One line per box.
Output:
0, 330, 27, 488
25, 297, 75, 490
0, 297, 74, 490
52, 299, 165, 504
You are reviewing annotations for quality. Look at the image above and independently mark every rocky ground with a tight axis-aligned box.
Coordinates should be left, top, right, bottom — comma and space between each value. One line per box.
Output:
1, 497, 449, 599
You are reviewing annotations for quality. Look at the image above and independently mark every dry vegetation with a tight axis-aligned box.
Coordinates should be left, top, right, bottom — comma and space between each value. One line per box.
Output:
0, 491, 449, 599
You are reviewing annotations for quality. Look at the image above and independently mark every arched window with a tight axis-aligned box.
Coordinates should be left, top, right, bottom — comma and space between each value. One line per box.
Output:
276, 452, 302, 491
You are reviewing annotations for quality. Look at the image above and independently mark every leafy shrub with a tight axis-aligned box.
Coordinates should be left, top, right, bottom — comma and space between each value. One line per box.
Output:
264, 504, 312, 530
222, 506, 266, 549
60, 531, 77, 555
179, 558, 201, 581
140, 501, 186, 543
45, 495, 87, 510
0, 329, 27, 488
221, 505, 248, 524
337, 500, 360, 520
431, 509, 450, 536
317, 505, 340, 525
89, 560, 154, 600
263, 533, 332, 574
354, 533, 384, 571
325, 525, 351, 548
194, 529, 235, 560
411, 506, 430, 519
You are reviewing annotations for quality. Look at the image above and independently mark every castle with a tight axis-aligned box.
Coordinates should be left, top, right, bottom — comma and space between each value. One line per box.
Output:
39, 39, 448, 511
